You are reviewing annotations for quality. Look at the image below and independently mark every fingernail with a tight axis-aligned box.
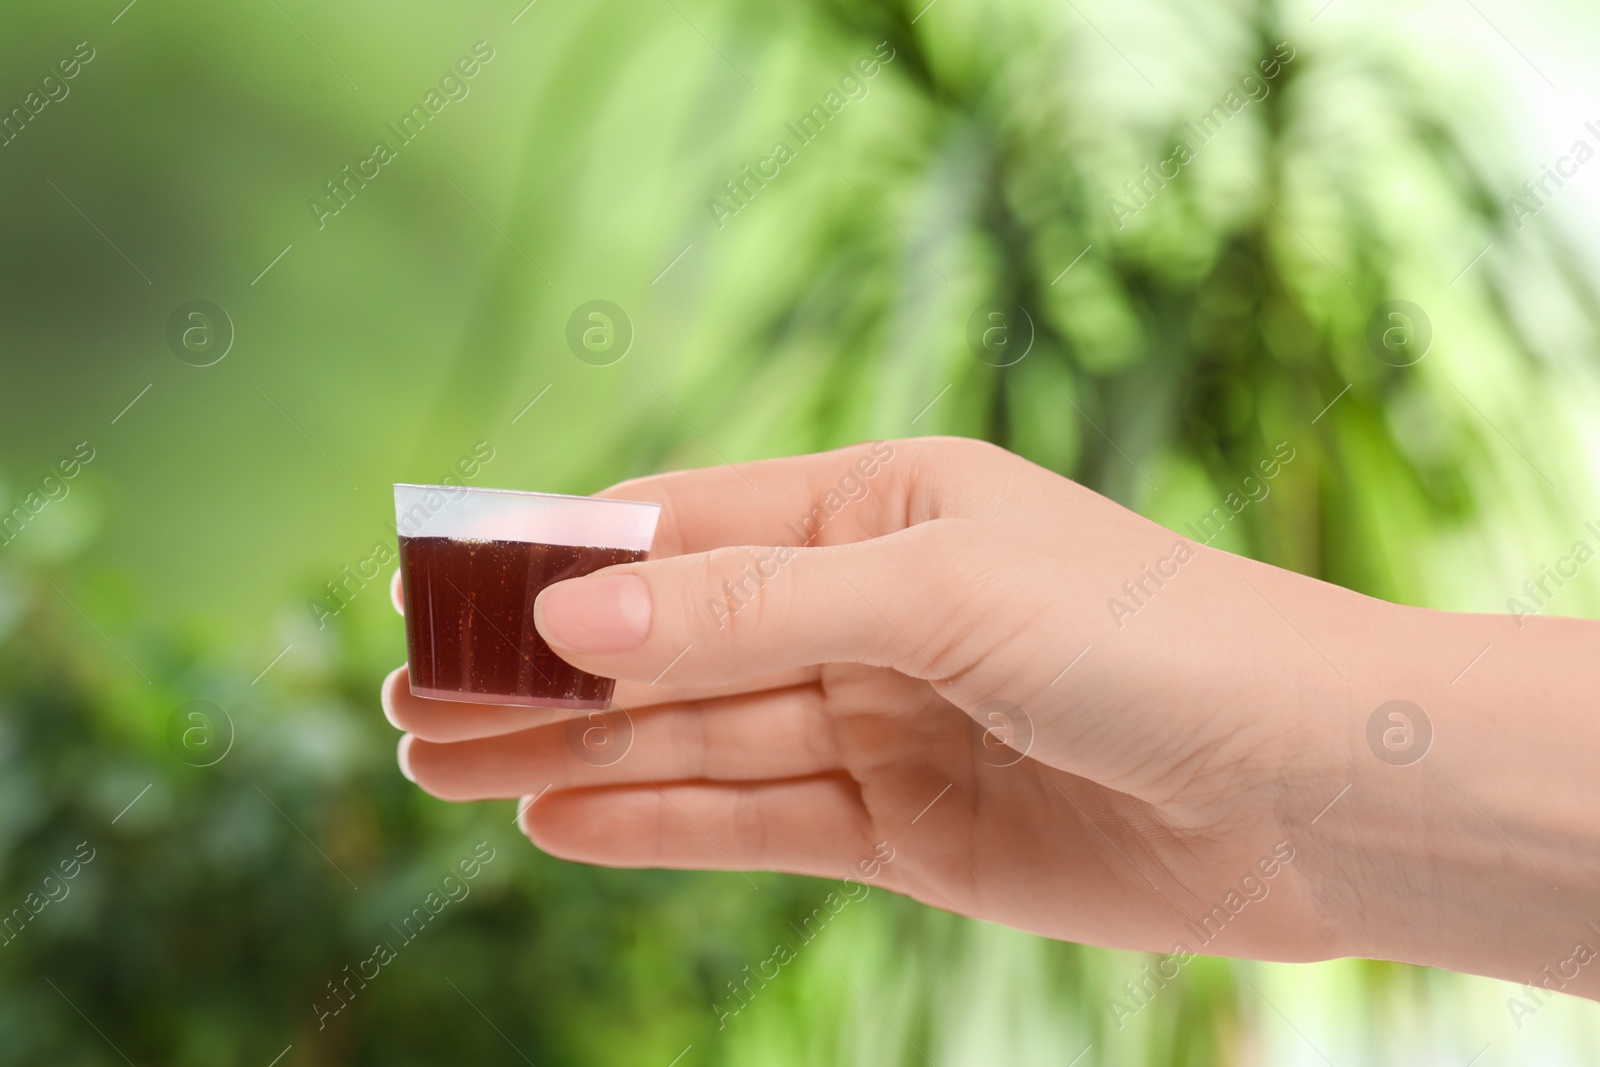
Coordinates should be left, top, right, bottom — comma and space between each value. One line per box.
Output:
535, 574, 651, 653
397, 734, 416, 783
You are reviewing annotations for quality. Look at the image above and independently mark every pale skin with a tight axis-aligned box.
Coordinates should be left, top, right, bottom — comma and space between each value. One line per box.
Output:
381, 437, 1600, 1000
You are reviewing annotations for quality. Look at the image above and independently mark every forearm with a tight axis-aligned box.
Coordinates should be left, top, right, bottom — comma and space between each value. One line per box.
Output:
1283, 586, 1600, 997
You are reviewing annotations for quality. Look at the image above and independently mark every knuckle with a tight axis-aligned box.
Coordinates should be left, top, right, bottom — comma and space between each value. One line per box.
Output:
694, 545, 789, 642
915, 434, 1005, 461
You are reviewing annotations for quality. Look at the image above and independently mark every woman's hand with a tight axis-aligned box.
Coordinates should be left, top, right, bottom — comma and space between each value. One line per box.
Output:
380, 436, 1600, 995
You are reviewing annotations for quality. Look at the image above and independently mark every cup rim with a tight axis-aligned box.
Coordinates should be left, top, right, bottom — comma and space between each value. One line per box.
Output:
392, 483, 662, 511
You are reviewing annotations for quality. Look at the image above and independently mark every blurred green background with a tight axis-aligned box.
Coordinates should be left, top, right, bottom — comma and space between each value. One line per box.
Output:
4, 0, 1600, 1062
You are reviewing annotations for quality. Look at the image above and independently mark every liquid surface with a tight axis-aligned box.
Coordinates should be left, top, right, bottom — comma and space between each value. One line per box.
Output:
399, 536, 646, 708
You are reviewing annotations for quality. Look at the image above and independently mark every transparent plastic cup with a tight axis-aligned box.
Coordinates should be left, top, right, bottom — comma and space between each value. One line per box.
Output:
393, 484, 661, 709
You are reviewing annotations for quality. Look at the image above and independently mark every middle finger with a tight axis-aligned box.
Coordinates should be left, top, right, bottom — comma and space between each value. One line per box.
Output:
401, 682, 838, 801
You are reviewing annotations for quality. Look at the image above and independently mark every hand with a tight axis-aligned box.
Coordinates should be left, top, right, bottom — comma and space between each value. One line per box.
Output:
380, 436, 1600, 995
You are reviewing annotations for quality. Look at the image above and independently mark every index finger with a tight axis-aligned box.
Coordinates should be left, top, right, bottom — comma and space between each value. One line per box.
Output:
595, 440, 904, 557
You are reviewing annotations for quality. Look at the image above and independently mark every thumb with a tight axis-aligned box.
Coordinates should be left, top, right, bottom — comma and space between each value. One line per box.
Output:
532, 522, 963, 687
